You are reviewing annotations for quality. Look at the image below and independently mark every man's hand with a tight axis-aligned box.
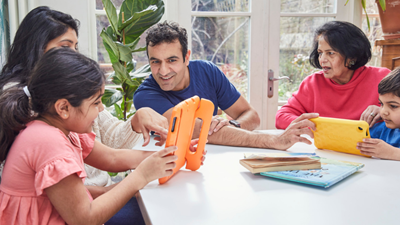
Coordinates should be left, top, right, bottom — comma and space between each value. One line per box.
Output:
131, 107, 169, 147
360, 105, 381, 127
357, 138, 400, 160
208, 115, 230, 135
188, 139, 207, 165
272, 113, 319, 150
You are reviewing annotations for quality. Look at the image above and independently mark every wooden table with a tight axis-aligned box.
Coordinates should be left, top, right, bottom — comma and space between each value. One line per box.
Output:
134, 131, 400, 225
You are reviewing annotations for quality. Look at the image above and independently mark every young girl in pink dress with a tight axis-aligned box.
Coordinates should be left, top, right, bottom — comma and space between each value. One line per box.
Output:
0, 48, 178, 225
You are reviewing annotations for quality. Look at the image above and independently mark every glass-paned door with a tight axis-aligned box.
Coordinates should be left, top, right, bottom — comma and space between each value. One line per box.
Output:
191, 0, 250, 99
279, 0, 337, 103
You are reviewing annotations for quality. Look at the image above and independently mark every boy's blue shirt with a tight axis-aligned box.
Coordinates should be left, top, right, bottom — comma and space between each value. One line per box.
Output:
369, 122, 400, 147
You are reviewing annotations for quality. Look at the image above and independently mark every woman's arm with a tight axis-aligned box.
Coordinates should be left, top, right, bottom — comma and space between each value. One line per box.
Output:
94, 107, 168, 148
94, 109, 142, 149
46, 147, 177, 225
275, 97, 307, 129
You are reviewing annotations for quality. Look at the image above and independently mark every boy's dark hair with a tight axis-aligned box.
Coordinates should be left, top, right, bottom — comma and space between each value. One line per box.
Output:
146, 21, 188, 61
0, 6, 80, 91
0, 48, 105, 162
378, 67, 400, 98
309, 21, 371, 70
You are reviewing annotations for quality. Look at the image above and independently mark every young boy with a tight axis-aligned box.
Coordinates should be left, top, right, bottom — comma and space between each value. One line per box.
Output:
357, 67, 400, 160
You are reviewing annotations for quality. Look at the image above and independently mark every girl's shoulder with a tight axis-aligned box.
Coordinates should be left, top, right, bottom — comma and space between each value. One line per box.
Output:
21, 120, 68, 143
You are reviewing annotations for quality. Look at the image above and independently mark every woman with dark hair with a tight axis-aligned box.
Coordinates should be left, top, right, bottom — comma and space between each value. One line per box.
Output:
0, 48, 177, 225
0, 6, 79, 90
0, 6, 169, 225
275, 21, 391, 129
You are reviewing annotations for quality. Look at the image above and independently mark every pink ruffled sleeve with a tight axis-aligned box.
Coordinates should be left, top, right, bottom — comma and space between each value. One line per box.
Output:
78, 132, 96, 159
34, 156, 86, 196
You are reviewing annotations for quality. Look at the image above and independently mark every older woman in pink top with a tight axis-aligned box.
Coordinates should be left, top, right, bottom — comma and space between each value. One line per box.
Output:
275, 21, 390, 129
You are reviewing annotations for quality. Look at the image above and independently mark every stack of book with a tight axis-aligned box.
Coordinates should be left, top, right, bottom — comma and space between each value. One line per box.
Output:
240, 152, 364, 188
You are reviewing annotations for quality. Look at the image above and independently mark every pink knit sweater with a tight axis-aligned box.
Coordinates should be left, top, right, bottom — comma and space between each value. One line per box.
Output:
275, 66, 391, 129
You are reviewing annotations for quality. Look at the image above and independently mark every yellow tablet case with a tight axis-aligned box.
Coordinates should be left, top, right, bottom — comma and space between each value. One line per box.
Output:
309, 117, 371, 157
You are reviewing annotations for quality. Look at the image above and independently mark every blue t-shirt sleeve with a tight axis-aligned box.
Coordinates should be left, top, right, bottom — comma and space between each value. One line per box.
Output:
369, 121, 385, 139
133, 81, 174, 115
207, 62, 241, 110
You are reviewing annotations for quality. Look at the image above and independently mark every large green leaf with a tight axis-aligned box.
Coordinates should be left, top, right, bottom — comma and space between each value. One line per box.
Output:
118, 0, 164, 44
105, 25, 117, 41
125, 78, 141, 86
109, 72, 122, 85
103, 41, 119, 64
377, 0, 386, 11
112, 63, 129, 84
132, 46, 146, 53
116, 42, 133, 63
131, 64, 151, 78
101, 0, 120, 35
114, 103, 124, 120
126, 37, 141, 51
100, 29, 119, 60
102, 88, 123, 107
118, 6, 157, 31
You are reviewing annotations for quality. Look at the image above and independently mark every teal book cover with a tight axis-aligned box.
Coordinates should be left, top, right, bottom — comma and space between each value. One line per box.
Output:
259, 157, 364, 188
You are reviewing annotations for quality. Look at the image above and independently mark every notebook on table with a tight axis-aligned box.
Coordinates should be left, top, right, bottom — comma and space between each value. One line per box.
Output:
259, 157, 364, 188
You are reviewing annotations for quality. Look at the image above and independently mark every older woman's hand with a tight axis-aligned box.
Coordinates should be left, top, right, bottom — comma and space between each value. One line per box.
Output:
360, 105, 381, 127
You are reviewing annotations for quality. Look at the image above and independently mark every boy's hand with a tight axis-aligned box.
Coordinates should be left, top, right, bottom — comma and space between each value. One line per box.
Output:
360, 105, 381, 127
357, 138, 400, 160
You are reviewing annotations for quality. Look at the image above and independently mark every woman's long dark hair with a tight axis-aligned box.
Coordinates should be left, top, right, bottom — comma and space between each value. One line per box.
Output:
0, 6, 79, 90
0, 48, 105, 162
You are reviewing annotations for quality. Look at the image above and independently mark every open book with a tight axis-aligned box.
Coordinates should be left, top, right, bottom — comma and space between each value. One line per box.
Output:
240, 153, 321, 174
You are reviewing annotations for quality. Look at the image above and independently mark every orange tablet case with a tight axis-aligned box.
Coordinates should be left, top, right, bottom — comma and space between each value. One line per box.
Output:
309, 117, 371, 157
158, 96, 214, 184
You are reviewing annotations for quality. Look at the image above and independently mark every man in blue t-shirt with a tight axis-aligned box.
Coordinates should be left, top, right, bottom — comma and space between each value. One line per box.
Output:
133, 21, 318, 150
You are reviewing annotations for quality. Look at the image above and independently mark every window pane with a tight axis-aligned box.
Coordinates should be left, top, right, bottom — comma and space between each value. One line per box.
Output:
362, 16, 382, 67
96, 15, 149, 68
364, 0, 379, 14
96, 0, 124, 10
281, 0, 335, 13
191, 16, 249, 98
279, 17, 334, 101
192, 0, 249, 12
361, 0, 381, 67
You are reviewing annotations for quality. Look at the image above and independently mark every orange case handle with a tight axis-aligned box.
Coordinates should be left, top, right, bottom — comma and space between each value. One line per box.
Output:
185, 99, 214, 170
158, 96, 214, 184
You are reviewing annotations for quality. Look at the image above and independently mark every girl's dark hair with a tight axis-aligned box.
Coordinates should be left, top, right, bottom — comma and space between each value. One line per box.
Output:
146, 21, 188, 61
378, 67, 400, 98
0, 48, 105, 162
0, 6, 80, 90
309, 21, 371, 70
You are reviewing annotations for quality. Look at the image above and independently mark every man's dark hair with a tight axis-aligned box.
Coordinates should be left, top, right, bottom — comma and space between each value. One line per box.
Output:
309, 21, 371, 70
146, 21, 188, 61
378, 67, 400, 98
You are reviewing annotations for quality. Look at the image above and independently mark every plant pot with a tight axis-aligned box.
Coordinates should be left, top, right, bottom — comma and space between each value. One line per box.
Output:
377, 0, 400, 40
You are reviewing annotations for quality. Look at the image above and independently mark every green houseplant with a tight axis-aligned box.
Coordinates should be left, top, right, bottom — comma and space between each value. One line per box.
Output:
100, 0, 164, 121
346, 0, 386, 30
